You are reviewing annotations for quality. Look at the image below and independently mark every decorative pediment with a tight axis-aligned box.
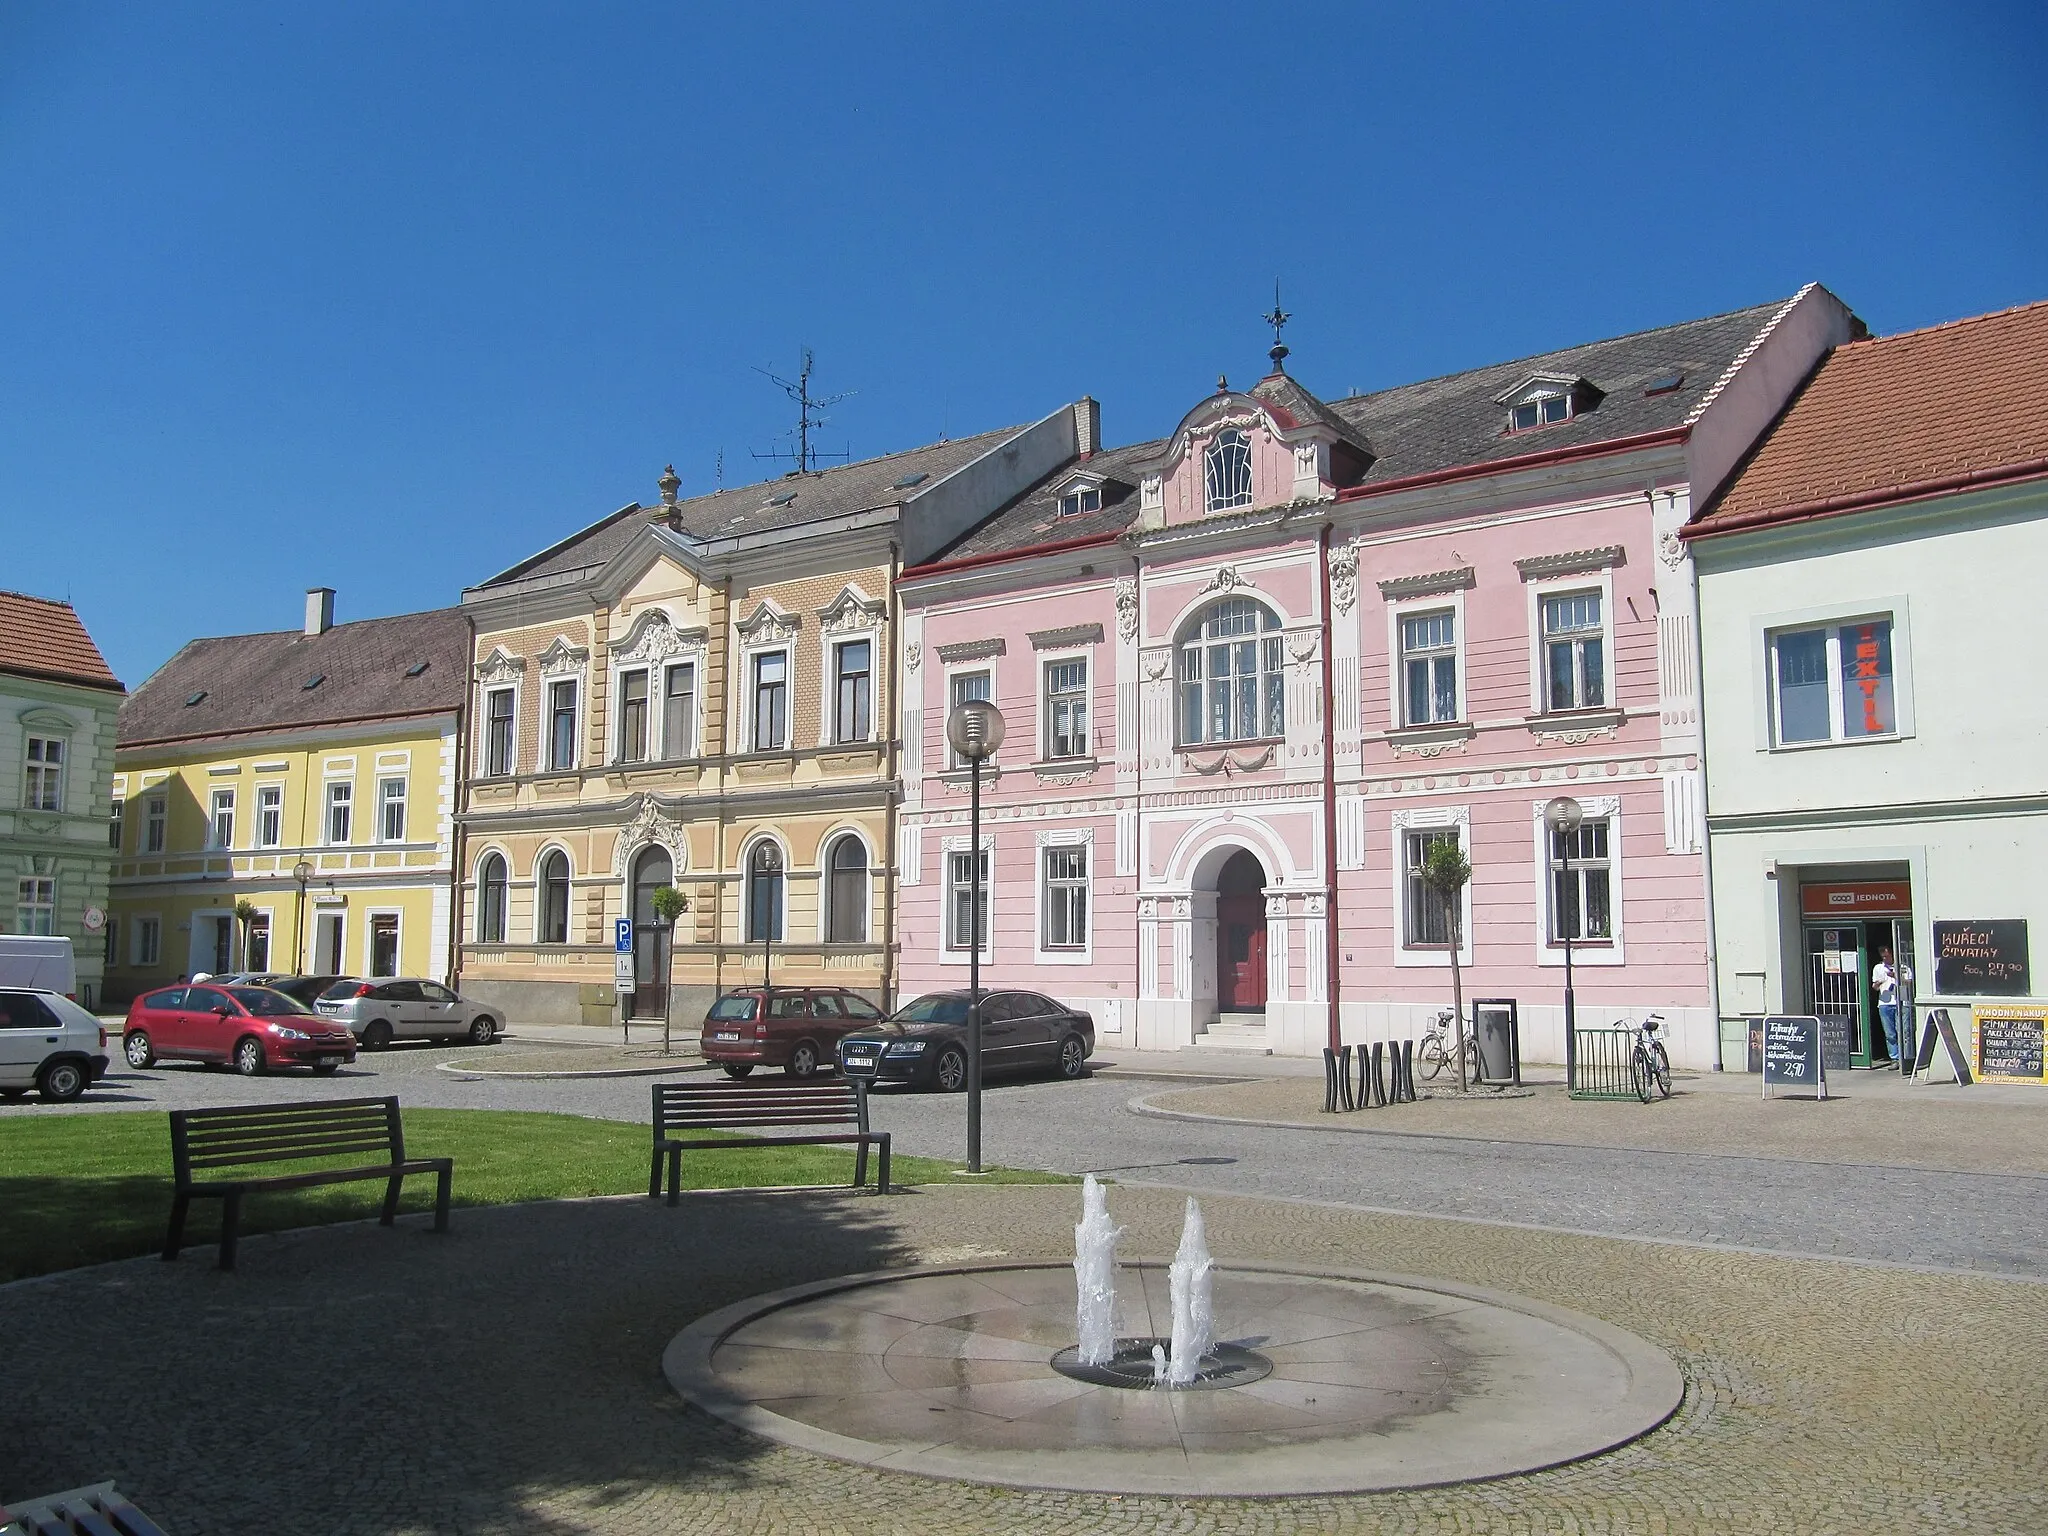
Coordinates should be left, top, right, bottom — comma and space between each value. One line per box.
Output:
610, 793, 686, 876
1028, 624, 1103, 650
936, 638, 1005, 664
611, 608, 707, 666
735, 600, 799, 647
817, 584, 885, 637
1492, 371, 1587, 407
1377, 567, 1475, 601
1515, 546, 1626, 582
473, 647, 525, 686
537, 636, 590, 676
16, 705, 75, 732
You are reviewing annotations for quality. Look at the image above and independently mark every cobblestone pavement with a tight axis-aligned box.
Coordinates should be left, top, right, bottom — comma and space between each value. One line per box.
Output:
18, 1047, 2045, 1279
3, 1184, 2042, 1534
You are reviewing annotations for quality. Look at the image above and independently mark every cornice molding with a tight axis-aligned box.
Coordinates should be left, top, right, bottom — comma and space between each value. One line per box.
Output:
1028, 624, 1103, 650
1515, 545, 1626, 582
936, 638, 1005, 664
1377, 566, 1475, 601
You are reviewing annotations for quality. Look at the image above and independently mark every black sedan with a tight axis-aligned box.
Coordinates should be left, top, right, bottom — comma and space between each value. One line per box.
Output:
837, 990, 1095, 1091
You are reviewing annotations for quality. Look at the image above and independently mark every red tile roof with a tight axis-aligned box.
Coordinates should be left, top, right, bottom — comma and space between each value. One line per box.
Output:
0, 591, 123, 692
1691, 299, 2048, 536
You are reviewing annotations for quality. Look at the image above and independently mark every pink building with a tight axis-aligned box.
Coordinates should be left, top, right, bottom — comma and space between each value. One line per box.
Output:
897, 287, 1860, 1068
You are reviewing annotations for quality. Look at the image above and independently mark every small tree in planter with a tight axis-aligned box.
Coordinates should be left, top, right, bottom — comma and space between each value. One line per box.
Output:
1420, 837, 1474, 1092
650, 886, 689, 1053
233, 899, 261, 971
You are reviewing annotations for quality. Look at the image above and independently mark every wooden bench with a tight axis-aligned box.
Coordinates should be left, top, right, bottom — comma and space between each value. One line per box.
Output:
649, 1079, 890, 1205
165, 1097, 453, 1270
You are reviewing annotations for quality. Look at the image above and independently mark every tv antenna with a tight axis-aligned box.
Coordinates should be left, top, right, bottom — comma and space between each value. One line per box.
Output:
751, 347, 853, 474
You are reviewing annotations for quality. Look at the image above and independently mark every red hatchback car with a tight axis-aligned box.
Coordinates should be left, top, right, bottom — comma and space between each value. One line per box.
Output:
123, 983, 359, 1077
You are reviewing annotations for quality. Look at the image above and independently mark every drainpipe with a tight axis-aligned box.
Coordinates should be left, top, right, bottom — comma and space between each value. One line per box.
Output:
882, 541, 903, 1013
713, 573, 731, 999
448, 613, 475, 990
1318, 523, 1344, 1054
1674, 490, 1727, 1069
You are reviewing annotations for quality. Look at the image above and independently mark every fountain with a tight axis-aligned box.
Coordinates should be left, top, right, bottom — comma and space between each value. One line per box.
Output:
1072, 1173, 1122, 1367
1165, 1197, 1214, 1386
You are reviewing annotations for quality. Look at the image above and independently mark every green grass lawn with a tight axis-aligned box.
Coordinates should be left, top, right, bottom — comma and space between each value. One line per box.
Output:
0, 1109, 1065, 1282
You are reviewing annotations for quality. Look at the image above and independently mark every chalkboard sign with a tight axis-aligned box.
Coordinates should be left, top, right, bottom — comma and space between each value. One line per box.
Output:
1911, 1008, 1974, 1086
1762, 1015, 1826, 1099
1746, 1017, 1765, 1074
1817, 1012, 1854, 1072
1974, 1006, 2047, 1084
1933, 920, 2031, 997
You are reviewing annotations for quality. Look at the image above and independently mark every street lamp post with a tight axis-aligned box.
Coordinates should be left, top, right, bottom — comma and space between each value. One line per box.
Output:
655, 914, 674, 1055
945, 697, 1005, 1174
1544, 797, 1584, 1089
292, 860, 314, 974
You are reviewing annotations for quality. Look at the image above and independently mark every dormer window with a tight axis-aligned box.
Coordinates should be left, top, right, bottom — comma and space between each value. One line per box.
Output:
1511, 393, 1572, 432
1057, 486, 1102, 518
1203, 429, 1253, 513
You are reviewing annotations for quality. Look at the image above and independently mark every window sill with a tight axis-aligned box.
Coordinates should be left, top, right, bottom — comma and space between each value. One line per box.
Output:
1525, 706, 1625, 736
1031, 756, 1098, 779
1765, 732, 1904, 753
935, 764, 1004, 787
1384, 722, 1475, 755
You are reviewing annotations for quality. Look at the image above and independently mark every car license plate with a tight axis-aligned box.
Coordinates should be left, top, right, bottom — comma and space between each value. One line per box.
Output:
715, 1031, 741, 1042
316, 1055, 343, 1067
844, 1049, 875, 1063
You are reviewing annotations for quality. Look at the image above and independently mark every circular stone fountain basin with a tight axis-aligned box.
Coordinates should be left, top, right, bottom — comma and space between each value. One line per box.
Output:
664, 1260, 1682, 1497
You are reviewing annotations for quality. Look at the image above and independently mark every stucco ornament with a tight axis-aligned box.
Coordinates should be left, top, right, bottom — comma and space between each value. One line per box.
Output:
904, 642, 922, 672
1182, 745, 1277, 776
1286, 630, 1320, 665
473, 647, 525, 685
612, 793, 686, 875
1140, 649, 1172, 682
735, 601, 799, 647
612, 610, 700, 666
1200, 566, 1257, 596
1657, 529, 1687, 569
537, 636, 589, 677
1114, 578, 1139, 642
817, 584, 885, 636
1329, 540, 1360, 615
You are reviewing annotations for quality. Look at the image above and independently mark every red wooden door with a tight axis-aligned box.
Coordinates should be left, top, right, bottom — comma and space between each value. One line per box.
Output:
1217, 895, 1267, 1011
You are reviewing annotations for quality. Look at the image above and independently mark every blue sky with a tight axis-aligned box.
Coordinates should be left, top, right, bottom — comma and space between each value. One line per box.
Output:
4, 2, 2043, 687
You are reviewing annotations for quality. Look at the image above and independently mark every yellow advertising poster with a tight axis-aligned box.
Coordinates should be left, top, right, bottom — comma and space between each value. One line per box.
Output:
1973, 1004, 2047, 1085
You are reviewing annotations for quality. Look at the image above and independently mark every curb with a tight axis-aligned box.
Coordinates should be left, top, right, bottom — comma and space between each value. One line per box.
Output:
437, 1057, 718, 1081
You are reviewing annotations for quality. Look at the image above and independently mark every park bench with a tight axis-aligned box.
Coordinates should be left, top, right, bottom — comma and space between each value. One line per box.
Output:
649, 1078, 890, 1205
0, 1481, 169, 1536
165, 1096, 452, 1270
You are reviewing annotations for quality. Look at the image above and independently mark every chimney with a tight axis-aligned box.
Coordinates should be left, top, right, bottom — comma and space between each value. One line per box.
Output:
304, 587, 335, 636
1073, 397, 1100, 460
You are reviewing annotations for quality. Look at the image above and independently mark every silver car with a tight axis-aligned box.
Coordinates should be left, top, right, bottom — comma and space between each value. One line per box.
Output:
314, 978, 500, 1048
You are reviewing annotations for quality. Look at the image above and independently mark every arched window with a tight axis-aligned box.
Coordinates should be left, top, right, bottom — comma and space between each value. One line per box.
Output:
477, 854, 507, 943
1203, 429, 1253, 513
826, 835, 868, 944
538, 850, 570, 945
1178, 598, 1285, 745
746, 840, 784, 943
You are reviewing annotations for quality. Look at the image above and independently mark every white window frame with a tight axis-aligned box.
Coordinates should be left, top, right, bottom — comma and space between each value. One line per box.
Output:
243, 908, 274, 971
944, 664, 995, 770
109, 796, 124, 852
377, 776, 408, 843
616, 666, 653, 765
938, 834, 995, 964
1057, 484, 1103, 518
660, 661, 697, 760
364, 908, 404, 978
16, 876, 56, 936
313, 909, 347, 975
134, 914, 162, 967
1753, 599, 1914, 750
22, 734, 67, 812
1202, 429, 1254, 514
534, 845, 573, 945
1526, 570, 1617, 715
1175, 597, 1286, 747
1389, 808, 1473, 968
829, 636, 875, 745
1529, 794, 1625, 967
208, 787, 236, 850
741, 834, 787, 943
544, 676, 581, 773
1039, 652, 1092, 762
144, 795, 167, 854
1387, 591, 1467, 729
475, 849, 510, 943
482, 685, 519, 777
1034, 831, 1093, 964
748, 648, 791, 752
255, 784, 284, 849
324, 779, 354, 846
821, 830, 872, 945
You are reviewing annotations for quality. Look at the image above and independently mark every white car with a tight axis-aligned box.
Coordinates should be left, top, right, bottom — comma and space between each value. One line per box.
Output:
313, 978, 501, 1048
0, 988, 110, 1101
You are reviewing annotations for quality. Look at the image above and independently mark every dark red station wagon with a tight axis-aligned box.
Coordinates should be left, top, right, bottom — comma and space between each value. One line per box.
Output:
123, 984, 359, 1077
698, 986, 886, 1080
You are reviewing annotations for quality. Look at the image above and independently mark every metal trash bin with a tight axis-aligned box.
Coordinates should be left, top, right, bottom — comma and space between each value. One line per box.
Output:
1472, 998, 1521, 1086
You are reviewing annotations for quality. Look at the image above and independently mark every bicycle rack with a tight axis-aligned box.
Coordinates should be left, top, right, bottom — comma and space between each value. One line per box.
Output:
1321, 1044, 1358, 1113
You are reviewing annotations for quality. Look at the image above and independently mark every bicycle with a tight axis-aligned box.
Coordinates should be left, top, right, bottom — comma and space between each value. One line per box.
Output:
1416, 1006, 1480, 1083
1626, 1011, 1673, 1102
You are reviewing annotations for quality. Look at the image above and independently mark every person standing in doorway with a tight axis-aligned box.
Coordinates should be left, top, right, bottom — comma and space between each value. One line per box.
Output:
1872, 947, 1911, 1065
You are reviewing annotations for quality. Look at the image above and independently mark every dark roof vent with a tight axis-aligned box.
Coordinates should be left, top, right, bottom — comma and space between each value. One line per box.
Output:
1645, 371, 1686, 396
302, 673, 325, 691
765, 491, 798, 508
404, 661, 430, 677
892, 472, 928, 490
184, 690, 207, 707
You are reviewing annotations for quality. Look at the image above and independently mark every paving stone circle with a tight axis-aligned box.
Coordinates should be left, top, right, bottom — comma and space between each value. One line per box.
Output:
663, 1259, 1683, 1497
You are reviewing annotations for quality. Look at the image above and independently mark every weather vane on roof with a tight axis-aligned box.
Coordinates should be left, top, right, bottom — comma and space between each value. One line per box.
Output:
751, 347, 854, 474
1263, 281, 1291, 374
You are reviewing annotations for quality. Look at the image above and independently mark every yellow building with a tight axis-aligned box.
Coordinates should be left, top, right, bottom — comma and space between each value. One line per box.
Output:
457, 410, 1082, 1026
105, 593, 470, 1003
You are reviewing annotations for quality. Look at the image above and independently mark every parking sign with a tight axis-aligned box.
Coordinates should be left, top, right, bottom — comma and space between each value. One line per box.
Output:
615, 918, 634, 954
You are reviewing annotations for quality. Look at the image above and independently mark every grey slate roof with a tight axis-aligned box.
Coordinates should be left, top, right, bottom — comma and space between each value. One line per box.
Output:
476, 425, 1026, 591
927, 296, 1799, 566
120, 607, 470, 747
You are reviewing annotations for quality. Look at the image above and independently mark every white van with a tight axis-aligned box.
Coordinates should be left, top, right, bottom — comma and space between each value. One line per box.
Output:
0, 935, 77, 997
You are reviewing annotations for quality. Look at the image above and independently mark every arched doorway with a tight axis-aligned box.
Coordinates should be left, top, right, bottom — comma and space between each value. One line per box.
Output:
1216, 849, 1268, 1014
630, 846, 674, 1019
